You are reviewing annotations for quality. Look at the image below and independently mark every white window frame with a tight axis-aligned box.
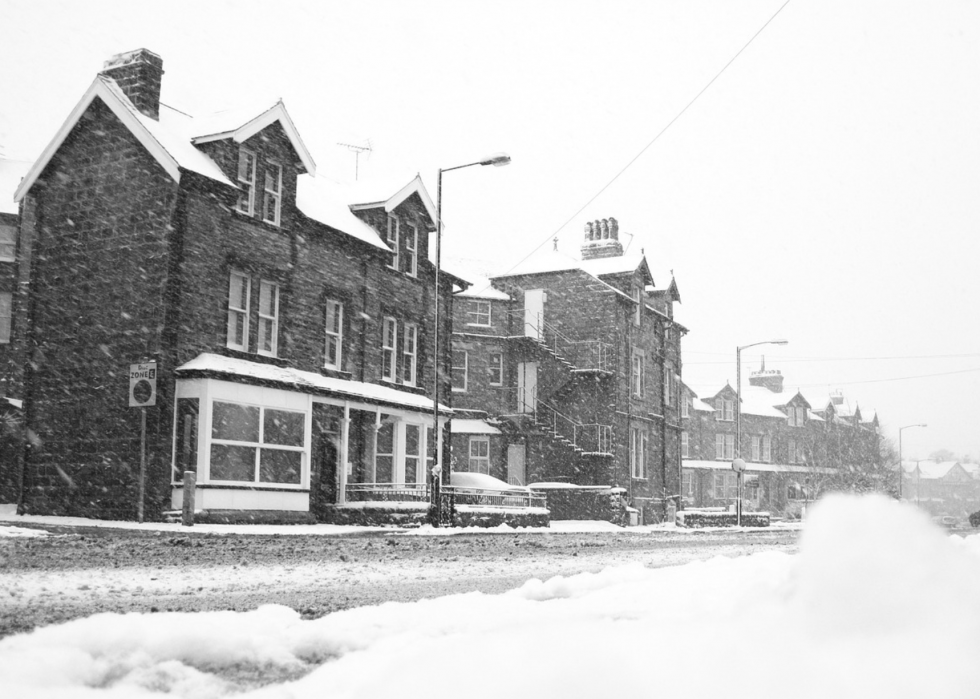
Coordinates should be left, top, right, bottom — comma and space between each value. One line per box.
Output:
324, 299, 343, 370
751, 435, 761, 461
382, 317, 397, 381
405, 222, 418, 276
386, 215, 399, 271
762, 434, 771, 462
631, 350, 644, 398
452, 349, 468, 392
630, 427, 647, 479
226, 271, 250, 351
715, 433, 734, 460
720, 398, 734, 421
632, 287, 641, 326
236, 149, 256, 215
682, 470, 695, 498
681, 431, 689, 458
0, 292, 11, 344
257, 280, 279, 357
488, 350, 503, 386
467, 300, 491, 327
402, 322, 418, 386
263, 160, 282, 226
682, 395, 690, 418
788, 438, 797, 464
713, 472, 737, 500
208, 400, 306, 487
0, 225, 15, 262
468, 436, 490, 474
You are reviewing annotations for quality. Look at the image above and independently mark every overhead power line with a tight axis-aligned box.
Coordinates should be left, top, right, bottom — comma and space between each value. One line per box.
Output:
684, 352, 980, 366
486, 0, 794, 285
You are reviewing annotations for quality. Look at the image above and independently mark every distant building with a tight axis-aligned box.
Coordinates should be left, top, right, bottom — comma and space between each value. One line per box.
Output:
899, 460, 980, 517
449, 218, 685, 522
9, 49, 466, 521
681, 362, 882, 517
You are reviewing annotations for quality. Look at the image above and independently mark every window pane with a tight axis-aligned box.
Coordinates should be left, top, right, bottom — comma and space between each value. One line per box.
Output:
259, 282, 277, 315
406, 424, 420, 456
377, 420, 394, 453
212, 402, 260, 442
210, 444, 256, 481
259, 448, 302, 484
264, 409, 304, 446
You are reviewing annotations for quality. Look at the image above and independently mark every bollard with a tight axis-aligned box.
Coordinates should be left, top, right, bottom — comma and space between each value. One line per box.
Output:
182, 471, 196, 527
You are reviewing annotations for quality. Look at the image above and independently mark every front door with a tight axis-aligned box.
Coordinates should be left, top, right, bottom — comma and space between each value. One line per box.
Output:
517, 361, 538, 413
507, 443, 526, 486
524, 289, 545, 339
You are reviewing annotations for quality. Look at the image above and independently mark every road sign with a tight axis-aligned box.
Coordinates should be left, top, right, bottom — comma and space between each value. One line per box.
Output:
129, 361, 157, 407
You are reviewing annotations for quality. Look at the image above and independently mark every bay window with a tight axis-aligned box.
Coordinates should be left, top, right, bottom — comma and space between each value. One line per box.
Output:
210, 401, 304, 485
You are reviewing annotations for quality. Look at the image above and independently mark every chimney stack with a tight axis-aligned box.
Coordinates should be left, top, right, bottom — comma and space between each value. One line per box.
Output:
100, 49, 164, 120
581, 216, 624, 260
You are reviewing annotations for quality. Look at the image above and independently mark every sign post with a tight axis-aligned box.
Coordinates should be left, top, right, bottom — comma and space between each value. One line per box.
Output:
129, 361, 157, 523
732, 458, 746, 527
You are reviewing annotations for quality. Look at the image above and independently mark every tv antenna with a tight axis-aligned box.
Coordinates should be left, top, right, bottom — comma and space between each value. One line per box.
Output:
337, 140, 372, 180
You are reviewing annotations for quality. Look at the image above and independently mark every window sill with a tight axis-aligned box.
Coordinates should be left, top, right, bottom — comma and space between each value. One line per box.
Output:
219, 347, 291, 368
320, 367, 352, 380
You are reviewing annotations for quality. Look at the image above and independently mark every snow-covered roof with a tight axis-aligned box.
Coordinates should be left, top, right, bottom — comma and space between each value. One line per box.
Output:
445, 259, 510, 300
903, 460, 968, 480
176, 353, 449, 413
692, 397, 715, 412
449, 419, 501, 435
0, 158, 31, 214
348, 174, 437, 230
682, 459, 835, 475
15, 76, 235, 202
737, 385, 791, 419
295, 175, 391, 251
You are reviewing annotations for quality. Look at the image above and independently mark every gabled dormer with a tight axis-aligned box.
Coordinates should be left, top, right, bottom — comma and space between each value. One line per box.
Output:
190, 101, 316, 231
348, 176, 438, 280
712, 384, 738, 422
783, 391, 811, 427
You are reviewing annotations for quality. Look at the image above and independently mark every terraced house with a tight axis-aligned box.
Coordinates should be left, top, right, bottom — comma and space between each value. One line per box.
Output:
681, 361, 882, 517
9, 49, 465, 521
449, 219, 685, 522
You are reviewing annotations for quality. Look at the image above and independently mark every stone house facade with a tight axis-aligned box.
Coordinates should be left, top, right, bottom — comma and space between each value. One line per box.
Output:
681, 363, 881, 517
9, 49, 463, 521
450, 219, 685, 522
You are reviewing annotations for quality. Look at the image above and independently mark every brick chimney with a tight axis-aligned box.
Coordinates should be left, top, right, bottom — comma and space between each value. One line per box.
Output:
581, 217, 624, 260
748, 357, 784, 393
99, 49, 164, 120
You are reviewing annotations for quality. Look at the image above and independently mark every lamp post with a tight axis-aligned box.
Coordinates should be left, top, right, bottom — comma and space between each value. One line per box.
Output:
735, 339, 788, 526
897, 423, 926, 501
430, 153, 511, 525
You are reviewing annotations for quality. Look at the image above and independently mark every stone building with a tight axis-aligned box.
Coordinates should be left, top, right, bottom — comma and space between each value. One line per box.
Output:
9, 49, 465, 521
681, 361, 882, 517
449, 218, 685, 522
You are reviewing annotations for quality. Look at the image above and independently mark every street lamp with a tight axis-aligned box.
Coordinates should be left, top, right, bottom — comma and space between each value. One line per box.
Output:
430, 153, 511, 525
735, 339, 788, 526
898, 423, 927, 501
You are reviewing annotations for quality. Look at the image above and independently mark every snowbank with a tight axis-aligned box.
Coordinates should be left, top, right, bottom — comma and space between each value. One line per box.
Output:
2, 495, 980, 698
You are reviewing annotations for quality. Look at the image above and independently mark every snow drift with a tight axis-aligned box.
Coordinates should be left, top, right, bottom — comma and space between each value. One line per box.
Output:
2, 494, 980, 698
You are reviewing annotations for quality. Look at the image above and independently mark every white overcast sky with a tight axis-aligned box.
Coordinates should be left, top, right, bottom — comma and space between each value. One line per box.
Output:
1, 0, 977, 460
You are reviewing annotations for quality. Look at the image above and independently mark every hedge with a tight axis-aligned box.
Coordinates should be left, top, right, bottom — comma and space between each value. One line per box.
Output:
675, 510, 771, 528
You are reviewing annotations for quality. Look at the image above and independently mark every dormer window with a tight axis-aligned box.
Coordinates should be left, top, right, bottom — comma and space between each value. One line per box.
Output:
237, 149, 256, 215
387, 215, 399, 270
263, 161, 282, 226
405, 222, 418, 276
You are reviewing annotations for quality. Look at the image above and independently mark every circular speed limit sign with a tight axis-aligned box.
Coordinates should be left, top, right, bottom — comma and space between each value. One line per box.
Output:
132, 379, 153, 405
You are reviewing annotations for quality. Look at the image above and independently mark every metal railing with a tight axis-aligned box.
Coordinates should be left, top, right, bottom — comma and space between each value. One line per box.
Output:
505, 309, 612, 372
345, 482, 429, 502
444, 486, 547, 509
345, 482, 546, 510
576, 423, 614, 455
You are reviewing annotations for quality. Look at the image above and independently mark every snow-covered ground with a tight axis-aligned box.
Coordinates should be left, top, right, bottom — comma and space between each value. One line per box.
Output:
2, 494, 979, 698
